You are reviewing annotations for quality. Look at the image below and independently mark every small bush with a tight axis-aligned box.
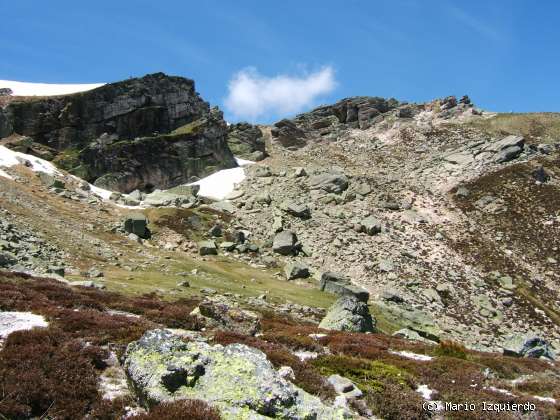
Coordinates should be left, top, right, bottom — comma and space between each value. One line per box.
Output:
130, 399, 221, 420
434, 340, 467, 359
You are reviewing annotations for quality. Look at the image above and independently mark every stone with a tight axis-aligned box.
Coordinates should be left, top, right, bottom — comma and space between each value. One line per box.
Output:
226, 122, 266, 160
378, 259, 394, 272
0, 251, 17, 267
283, 202, 311, 219
319, 272, 370, 303
328, 374, 355, 394
496, 145, 523, 163
219, 241, 236, 251
293, 167, 307, 177
123, 214, 150, 239
278, 366, 296, 381
319, 296, 376, 333
532, 166, 550, 183
128, 233, 142, 243
255, 192, 272, 205
308, 172, 349, 194
209, 201, 236, 214
284, 262, 310, 280
272, 230, 298, 255
208, 224, 222, 237
38, 172, 65, 189
192, 299, 261, 336
503, 335, 556, 361
88, 268, 104, 278
393, 328, 435, 344
497, 275, 516, 290
381, 290, 404, 303
47, 266, 65, 277
376, 302, 441, 342
124, 330, 350, 418
198, 241, 217, 256
360, 216, 382, 235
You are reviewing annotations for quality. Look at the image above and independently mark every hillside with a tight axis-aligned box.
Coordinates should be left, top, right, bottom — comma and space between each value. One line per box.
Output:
0, 77, 559, 419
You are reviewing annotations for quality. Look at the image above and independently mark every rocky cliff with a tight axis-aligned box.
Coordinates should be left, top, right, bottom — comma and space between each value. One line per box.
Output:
0, 73, 237, 192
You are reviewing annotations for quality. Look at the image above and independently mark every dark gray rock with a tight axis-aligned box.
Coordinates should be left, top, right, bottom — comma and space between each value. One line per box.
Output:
532, 166, 550, 183
198, 241, 217, 256
319, 272, 370, 303
271, 119, 307, 148
503, 336, 556, 361
123, 214, 150, 239
319, 296, 376, 333
360, 216, 381, 235
284, 262, 310, 280
283, 202, 311, 219
308, 172, 349, 194
272, 230, 298, 255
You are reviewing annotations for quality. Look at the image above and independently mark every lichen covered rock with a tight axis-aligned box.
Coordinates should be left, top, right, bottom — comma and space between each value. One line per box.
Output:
124, 329, 352, 419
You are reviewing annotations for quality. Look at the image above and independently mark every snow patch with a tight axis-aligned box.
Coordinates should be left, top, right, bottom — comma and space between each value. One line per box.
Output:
0, 80, 104, 96
0, 145, 61, 175
188, 158, 254, 201
0, 168, 13, 179
484, 386, 515, 397
0, 312, 49, 340
533, 395, 556, 404
416, 384, 436, 400
389, 350, 433, 361
294, 350, 318, 361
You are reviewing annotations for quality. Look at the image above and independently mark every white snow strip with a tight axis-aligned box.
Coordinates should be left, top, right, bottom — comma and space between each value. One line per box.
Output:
0, 168, 13, 179
294, 350, 318, 362
533, 395, 556, 404
188, 157, 254, 201
484, 386, 515, 397
0, 145, 61, 175
416, 384, 436, 400
0, 80, 104, 96
88, 183, 115, 200
390, 350, 433, 361
0, 312, 49, 339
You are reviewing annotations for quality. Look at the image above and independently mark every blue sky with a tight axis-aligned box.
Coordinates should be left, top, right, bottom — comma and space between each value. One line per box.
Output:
1, 1, 559, 122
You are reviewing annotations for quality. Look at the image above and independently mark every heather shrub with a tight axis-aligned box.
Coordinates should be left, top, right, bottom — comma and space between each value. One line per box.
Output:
0, 328, 102, 419
130, 399, 221, 420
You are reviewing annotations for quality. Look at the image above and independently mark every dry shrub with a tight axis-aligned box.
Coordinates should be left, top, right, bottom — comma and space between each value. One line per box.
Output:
434, 340, 468, 359
212, 330, 336, 400
0, 328, 103, 419
260, 319, 323, 352
130, 399, 221, 420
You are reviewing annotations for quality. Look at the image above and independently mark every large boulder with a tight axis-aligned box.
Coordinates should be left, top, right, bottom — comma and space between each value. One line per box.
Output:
272, 230, 299, 255
502, 335, 556, 361
124, 329, 350, 418
284, 262, 310, 280
270, 119, 307, 148
123, 214, 150, 239
226, 122, 266, 160
319, 272, 369, 303
319, 296, 376, 333
308, 172, 349, 194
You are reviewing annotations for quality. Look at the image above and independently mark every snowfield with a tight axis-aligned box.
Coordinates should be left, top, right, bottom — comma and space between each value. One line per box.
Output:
0, 80, 104, 96
0, 145, 61, 176
0, 312, 49, 341
188, 157, 254, 200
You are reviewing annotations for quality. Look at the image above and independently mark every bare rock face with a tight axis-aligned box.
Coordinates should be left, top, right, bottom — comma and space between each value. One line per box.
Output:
226, 122, 266, 160
0, 73, 237, 193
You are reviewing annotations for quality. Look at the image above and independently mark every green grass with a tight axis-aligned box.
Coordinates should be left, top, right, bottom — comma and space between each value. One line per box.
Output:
78, 254, 335, 309
465, 112, 560, 143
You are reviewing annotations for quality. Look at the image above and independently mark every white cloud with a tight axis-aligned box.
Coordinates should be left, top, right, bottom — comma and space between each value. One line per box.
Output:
224, 66, 336, 121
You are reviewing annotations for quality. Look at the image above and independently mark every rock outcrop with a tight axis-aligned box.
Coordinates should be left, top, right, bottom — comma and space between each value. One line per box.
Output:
124, 329, 350, 419
226, 122, 266, 161
319, 296, 375, 333
0, 73, 237, 192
